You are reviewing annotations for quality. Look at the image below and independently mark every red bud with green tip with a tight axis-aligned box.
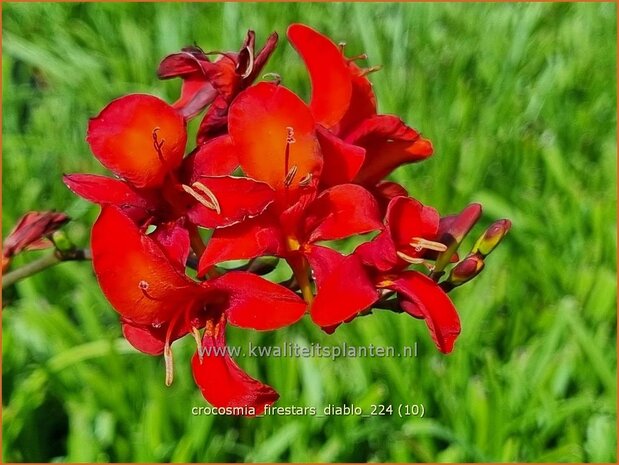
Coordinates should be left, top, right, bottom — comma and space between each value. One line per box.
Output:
443, 253, 485, 291
472, 219, 512, 258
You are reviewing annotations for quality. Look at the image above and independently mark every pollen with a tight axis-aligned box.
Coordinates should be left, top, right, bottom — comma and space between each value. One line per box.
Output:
409, 237, 448, 253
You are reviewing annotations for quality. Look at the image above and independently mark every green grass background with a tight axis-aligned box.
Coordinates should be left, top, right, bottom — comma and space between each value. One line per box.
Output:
2, 2, 617, 463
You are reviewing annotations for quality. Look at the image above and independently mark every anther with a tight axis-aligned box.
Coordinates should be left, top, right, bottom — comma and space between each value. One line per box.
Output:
338, 41, 347, 52
164, 343, 174, 386
152, 128, 165, 162
347, 53, 368, 62
284, 165, 298, 187
396, 251, 426, 264
409, 237, 448, 253
191, 326, 204, 363
360, 65, 383, 76
299, 173, 313, 187
182, 183, 221, 214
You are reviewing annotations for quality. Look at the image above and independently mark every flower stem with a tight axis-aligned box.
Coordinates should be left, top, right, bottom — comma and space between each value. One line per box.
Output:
2, 249, 92, 289
289, 256, 313, 304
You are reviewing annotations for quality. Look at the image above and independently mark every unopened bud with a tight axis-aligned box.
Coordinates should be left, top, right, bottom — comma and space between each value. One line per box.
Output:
51, 230, 75, 253
447, 254, 485, 286
432, 203, 483, 278
471, 219, 512, 258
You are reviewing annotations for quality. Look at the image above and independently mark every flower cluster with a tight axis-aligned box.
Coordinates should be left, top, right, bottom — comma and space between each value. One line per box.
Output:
64, 24, 510, 415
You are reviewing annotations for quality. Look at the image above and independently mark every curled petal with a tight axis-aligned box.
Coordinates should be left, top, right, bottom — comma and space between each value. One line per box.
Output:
303, 184, 383, 243
92, 206, 199, 325
181, 135, 238, 182
347, 115, 433, 185
192, 318, 279, 415
386, 196, 440, 254
354, 230, 399, 272
389, 271, 461, 354
212, 271, 306, 330
372, 181, 409, 212
63, 174, 152, 208
336, 62, 378, 136
287, 24, 352, 128
198, 213, 285, 274
196, 95, 231, 143
187, 176, 275, 229
316, 126, 365, 187
87, 94, 187, 188
306, 245, 378, 327
229, 82, 322, 191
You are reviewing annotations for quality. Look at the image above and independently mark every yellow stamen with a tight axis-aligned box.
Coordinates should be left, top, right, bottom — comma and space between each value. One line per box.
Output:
409, 237, 448, 253
396, 251, 426, 264
191, 327, 203, 363
164, 343, 174, 386
182, 183, 221, 214
299, 173, 313, 187
284, 165, 298, 187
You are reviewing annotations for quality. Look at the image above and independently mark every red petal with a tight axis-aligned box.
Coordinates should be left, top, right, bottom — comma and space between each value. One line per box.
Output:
63, 173, 152, 208
386, 196, 440, 254
306, 245, 378, 327
347, 115, 433, 185
302, 184, 382, 243
87, 94, 187, 188
389, 271, 461, 353
187, 176, 275, 229
181, 135, 238, 182
335, 62, 378, 135
354, 230, 399, 272
287, 24, 352, 128
121, 319, 166, 355
229, 82, 322, 191
148, 219, 190, 273
212, 271, 306, 330
316, 126, 365, 187
192, 318, 278, 414
198, 212, 285, 273
372, 181, 409, 212
196, 95, 231, 144
92, 206, 200, 325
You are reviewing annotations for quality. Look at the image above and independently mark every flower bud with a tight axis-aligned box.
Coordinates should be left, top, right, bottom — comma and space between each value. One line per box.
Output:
447, 254, 485, 286
471, 219, 512, 258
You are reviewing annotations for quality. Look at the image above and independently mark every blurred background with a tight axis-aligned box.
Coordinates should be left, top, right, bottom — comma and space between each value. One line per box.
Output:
2, 2, 616, 462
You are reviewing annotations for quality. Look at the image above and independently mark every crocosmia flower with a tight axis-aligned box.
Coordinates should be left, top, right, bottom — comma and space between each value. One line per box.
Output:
64, 22, 510, 414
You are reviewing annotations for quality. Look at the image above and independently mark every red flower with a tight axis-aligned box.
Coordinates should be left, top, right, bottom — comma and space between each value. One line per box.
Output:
197, 81, 383, 328
92, 205, 305, 414
287, 24, 433, 188
355, 196, 462, 353
64, 94, 275, 232
157, 30, 278, 141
